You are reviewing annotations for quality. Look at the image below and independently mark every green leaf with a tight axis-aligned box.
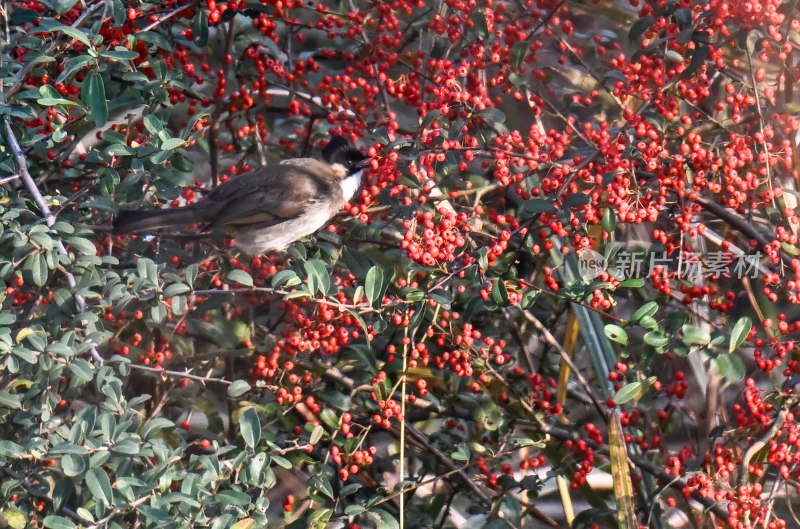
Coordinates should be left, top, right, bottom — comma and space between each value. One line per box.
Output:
319, 409, 339, 430
227, 380, 251, 398
43, 515, 76, 529
161, 137, 185, 150
563, 192, 591, 208
345, 505, 366, 516
141, 418, 174, 439
729, 316, 752, 353
680, 45, 710, 79
713, 353, 745, 381
151, 303, 167, 324
81, 72, 107, 127
511, 40, 528, 69
38, 97, 82, 108
429, 289, 453, 307
340, 483, 362, 497
476, 107, 506, 124
604, 324, 628, 346
373, 508, 400, 529
371, 126, 390, 144
61, 454, 86, 477
304, 260, 330, 295
309, 475, 334, 499
239, 407, 261, 448
215, 490, 251, 506
163, 283, 190, 297
470, 11, 489, 37
227, 269, 253, 287
85, 467, 113, 506
0, 391, 21, 409
630, 301, 658, 324
365, 266, 389, 307
521, 198, 558, 216
617, 278, 644, 288
56, 55, 94, 83
451, 443, 470, 461
143, 115, 165, 135
58, 25, 92, 46
614, 381, 642, 404
602, 208, 616, 233
66, 236, 97, 255
682, 324, 710, 345
68, 358, 94, 382
100, 49, 140, 61
0, 440, 24, 457
628, 15, 654, 42
643, 331, 668, 349
135, 31, 173, 51
420, 109, 442, 131
272, 454, 291, 469
193, 10, 209, 46
309, 424, 324, 444
491, 279, 509, 306
271, 269, 301, 288
308, 508, 332, 529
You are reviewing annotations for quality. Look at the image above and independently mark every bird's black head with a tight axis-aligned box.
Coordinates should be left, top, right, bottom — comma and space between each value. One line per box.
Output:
322, 135, 368, 176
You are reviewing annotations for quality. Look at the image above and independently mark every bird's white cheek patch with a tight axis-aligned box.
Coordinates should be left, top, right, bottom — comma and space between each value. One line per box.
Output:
340, 170, 363, 203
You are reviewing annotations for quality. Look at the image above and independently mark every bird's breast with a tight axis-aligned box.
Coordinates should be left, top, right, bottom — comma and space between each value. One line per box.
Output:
339, 170, 363, 204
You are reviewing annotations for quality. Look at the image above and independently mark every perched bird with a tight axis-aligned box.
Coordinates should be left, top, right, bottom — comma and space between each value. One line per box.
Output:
112, 135, 368, 254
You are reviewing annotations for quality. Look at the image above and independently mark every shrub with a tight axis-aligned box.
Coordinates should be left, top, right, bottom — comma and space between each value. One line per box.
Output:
1, 0, 799, 528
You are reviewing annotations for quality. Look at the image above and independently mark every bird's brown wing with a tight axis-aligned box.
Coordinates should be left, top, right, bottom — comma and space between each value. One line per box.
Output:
199, 160, 335, 228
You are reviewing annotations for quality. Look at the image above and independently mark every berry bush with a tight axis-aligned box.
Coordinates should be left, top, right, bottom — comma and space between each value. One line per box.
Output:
1, 0, 800, 528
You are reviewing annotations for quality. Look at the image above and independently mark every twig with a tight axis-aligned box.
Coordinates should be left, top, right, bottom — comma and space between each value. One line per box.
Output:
694, 195, 792, 268
0, 172, 19, 185
192, 287, 389, 313
517, 308, 608, 419
404, 422, 491, 503
740, 408, 788, 486
744, 42, 776, 210
3, 119, 105, 363
140, 1, 198, 32
87, 495, 151, 528
127, 362, 232, 385
514, 420, 733, 524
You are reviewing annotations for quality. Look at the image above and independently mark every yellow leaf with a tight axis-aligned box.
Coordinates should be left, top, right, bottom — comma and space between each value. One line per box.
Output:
0, 507, 27, 529
15, 327, 44, 344
231, 518, 256, 529
609, 410, 637, 529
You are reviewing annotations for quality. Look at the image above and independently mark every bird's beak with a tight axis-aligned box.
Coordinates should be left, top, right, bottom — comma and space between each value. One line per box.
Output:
357, 158, 371, 169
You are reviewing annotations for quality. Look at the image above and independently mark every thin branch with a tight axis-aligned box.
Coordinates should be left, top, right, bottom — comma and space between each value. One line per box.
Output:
694, 195, 792, 268
127, 362, 232, 385
140, 1, 198, 32
744, 42, 777, 209
0, 172, 19, 185
517, 308, 608, 419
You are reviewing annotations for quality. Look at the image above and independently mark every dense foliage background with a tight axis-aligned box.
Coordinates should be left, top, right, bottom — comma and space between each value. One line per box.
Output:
1, 0, 800, 527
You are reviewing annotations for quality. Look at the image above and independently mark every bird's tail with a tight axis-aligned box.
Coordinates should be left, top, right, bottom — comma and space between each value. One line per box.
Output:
112, 206, 202, 234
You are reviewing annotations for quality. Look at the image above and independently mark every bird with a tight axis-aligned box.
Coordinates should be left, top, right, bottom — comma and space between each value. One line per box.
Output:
112, 135, 369, 255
